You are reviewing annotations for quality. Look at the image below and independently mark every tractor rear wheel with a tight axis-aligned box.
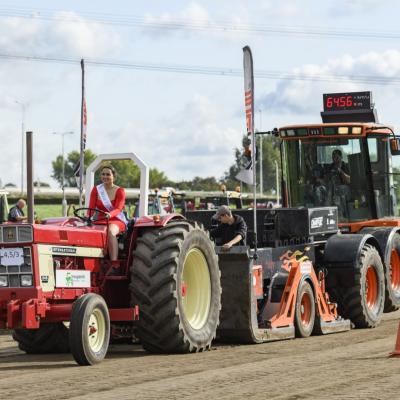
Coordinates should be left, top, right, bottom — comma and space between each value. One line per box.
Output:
13, 323, 69, 354
384, 234, 400, 312
294, 280, 315, 338
69, 293, 110, 365
130, 220, 221, 353
340, 244, 385, 328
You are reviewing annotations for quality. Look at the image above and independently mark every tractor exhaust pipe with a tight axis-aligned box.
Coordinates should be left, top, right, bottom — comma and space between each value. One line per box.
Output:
26, 131, 34, 224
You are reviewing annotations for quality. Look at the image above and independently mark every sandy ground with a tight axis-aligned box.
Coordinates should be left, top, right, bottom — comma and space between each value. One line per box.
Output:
1, 311, 400, 400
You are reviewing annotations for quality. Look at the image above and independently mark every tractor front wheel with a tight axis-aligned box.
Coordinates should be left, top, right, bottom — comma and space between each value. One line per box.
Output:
340, 244, 385, 328
384, 233, 400, 312
13, 323, 70, 354
69, 293, 110, 365
130, 220, 221, 353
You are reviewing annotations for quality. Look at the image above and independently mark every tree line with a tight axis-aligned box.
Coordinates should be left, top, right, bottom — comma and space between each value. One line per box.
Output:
48, 136, 282, 192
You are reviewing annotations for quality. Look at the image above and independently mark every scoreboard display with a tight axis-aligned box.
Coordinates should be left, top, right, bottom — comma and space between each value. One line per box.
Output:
323, 91, 372, 112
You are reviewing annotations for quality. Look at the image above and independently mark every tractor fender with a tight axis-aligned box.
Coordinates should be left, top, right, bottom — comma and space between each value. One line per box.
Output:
359, 226, 400, 267
134, 213, 185, 228
323, 233, 380, 269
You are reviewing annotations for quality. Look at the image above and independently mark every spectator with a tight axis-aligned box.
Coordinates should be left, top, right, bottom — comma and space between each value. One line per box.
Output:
8, 199, 27, 222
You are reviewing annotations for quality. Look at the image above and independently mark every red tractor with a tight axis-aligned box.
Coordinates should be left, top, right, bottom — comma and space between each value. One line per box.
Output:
0, 152, 221, 365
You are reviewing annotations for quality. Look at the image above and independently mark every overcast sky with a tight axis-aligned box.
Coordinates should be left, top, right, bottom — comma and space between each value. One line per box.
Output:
1, 0, 400, 188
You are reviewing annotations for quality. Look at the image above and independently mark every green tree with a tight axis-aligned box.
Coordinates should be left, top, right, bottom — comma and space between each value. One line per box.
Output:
259, 135, 281, 194
177, 176, 220, 191
393, 167, 400, 206
149, 168, 172, 188
92, 160, 171, 189
51, 149, 97, 187
34, 181, 50, 187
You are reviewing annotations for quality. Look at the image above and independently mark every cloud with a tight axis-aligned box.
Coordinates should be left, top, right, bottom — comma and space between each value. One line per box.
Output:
114, 94, 242, 181
0, 11, 122, 58
259, 50, 400, 114
141, 2, 251, 41
142, 3, 211, 38
259, 1, 300, 18
330, 0, 397, 15
342, 0, 393, 10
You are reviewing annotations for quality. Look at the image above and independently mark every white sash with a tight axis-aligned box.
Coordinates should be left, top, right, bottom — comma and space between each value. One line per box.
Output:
97, 183, 128, 226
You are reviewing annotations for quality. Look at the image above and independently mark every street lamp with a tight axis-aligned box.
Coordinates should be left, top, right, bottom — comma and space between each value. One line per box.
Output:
15, 101, 28, 195
53, 131, 74, 216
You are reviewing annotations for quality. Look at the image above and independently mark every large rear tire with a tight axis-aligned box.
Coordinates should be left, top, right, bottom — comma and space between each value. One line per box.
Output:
339, 244, 385, 328
13, 323, 70, 354
294, 280, 315, 338
384, 234, 400, 312
69, 293, 110, 365
130, 220, 221, 353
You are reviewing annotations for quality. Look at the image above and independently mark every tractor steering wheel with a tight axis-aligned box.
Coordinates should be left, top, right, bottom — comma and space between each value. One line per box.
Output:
73, 207, 110, 226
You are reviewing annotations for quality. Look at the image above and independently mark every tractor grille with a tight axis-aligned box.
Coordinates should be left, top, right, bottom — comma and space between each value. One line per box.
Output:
0, 225, 33, 244
0, 247, 33, 288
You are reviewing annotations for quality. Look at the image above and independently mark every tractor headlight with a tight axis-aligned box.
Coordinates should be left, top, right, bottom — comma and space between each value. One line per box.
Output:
0, 275, 8, 287
20, 274, 33, 287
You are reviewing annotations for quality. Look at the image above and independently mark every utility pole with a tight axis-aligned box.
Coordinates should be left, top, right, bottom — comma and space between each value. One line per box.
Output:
53, 131, 74, 216
259, 109, 263, 195
16, 101, 27, 195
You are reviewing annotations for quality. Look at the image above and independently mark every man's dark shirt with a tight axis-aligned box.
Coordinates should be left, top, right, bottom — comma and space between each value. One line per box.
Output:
8, 205, 24, 222
328, 161, 350, 184
210, 214, 247, 246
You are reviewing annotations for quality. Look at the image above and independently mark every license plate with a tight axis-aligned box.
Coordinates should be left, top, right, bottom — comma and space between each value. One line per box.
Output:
0, 248, 24, 266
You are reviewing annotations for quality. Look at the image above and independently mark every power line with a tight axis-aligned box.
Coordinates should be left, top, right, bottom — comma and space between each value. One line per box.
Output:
1, 52, 399, 86
0, 5, 400, 40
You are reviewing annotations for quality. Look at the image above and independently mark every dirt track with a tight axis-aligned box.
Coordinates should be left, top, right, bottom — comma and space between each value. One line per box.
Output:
1, 311, 400, 400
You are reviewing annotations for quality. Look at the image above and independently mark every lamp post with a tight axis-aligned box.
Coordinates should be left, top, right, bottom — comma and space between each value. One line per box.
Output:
53, 131, 74, 216
15, 101, 28, 195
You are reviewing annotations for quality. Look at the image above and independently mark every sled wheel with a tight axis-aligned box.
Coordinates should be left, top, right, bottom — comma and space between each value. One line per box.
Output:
295, 280, 315, 338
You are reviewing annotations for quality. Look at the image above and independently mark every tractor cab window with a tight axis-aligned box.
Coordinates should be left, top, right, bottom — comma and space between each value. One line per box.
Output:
283, 137, 374, 223
391, 142, 400, 217
368, 136, 397, 218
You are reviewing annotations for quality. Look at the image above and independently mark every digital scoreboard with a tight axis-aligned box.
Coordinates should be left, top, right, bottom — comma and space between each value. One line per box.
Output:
323, 91, 372, 112
321, 91, 377, 123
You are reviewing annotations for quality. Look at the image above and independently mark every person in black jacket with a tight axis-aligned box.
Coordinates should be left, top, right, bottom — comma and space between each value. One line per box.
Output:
210, 205, 247, 251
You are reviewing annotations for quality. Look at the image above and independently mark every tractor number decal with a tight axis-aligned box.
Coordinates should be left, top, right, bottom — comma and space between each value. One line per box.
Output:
51, 247, 77, 254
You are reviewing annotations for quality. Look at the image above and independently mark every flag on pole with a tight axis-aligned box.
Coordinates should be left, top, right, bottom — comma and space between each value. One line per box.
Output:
236, 46, 255, 185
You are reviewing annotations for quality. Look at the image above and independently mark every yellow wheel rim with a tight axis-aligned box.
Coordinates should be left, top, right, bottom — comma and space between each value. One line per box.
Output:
182, 248, 211, 330
87, 308, 106, 353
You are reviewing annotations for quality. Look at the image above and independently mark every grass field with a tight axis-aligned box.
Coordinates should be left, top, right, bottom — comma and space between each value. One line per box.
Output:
34, 204, 79, 220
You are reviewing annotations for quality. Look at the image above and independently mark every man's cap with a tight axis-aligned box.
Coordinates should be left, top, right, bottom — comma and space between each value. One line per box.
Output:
215, 205, 232, 218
